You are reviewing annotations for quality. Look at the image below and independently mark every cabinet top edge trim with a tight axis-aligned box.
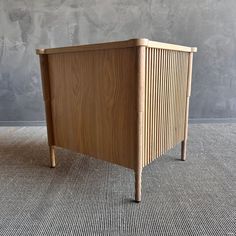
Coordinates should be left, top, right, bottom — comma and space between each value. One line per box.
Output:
36, 38, 197, 55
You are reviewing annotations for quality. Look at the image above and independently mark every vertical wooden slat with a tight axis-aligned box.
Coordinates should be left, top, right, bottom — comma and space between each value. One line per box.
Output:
162, 49, 165, 156
169, 51, 174, 149
156, 49, 160, 156
166, 50, 171, 151
149, 48, 153, 164
159, 49, 163, 156
164, 50, 168, 152
172, 51, 176, 147
179, 52, 183, 141
148, 48, 152, 163
147, 48, 150, 164
164, 50, 168, 153
157, 49, 161, 157
161, 50, 165, 155
144, 48, 148, 166
154, 49, 158, 157
182, 52, 187, 139
152, 49, 156, 159
152, 49, 156, 158
176, 52, 181, 142
163, 49, 167, 155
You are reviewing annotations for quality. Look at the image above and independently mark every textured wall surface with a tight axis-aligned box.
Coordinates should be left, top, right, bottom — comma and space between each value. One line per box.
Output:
0, 0, 236, 121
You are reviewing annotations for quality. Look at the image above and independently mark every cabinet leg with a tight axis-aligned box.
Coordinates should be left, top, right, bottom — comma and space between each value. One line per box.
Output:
49, 146, 56, 168
135, 169, 142, 203
181, 140, 187, 161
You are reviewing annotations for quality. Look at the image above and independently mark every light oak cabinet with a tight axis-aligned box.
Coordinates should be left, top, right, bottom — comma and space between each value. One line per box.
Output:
37, 39, 197, 202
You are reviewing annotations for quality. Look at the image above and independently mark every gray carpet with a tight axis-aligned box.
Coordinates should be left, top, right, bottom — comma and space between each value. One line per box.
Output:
0, 124, 235, 235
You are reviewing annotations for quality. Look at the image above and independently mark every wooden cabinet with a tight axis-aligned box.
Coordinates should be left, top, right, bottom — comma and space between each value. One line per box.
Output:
37, 39, 197, 202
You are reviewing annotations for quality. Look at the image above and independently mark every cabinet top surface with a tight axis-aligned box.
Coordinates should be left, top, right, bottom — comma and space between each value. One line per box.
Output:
36, 38, 197, 55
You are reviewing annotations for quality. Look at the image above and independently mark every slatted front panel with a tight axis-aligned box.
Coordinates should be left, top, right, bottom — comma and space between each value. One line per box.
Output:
142, 48, 190, 167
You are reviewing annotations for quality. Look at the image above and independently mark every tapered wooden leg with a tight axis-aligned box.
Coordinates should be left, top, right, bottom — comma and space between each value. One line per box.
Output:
181, 52, 193, 162
40, 55, 56, 168
181, 140, 187, 161
135, 46, 145, 203
49, 146, 56, 168
135, 169, 142, 203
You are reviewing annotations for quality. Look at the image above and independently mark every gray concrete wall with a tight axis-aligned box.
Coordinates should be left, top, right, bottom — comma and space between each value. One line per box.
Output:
0, 0, 236, 122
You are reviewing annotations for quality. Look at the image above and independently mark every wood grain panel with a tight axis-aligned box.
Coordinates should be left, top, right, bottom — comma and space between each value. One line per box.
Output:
47, 48, 137, 169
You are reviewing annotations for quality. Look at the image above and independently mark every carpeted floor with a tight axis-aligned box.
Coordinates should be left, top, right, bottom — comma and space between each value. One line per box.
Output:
0, 124, 235, 235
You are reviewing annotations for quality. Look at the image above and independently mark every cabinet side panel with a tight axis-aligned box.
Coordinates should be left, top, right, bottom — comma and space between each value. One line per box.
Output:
143, 48, 190, 167
47, 48, 137, 169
